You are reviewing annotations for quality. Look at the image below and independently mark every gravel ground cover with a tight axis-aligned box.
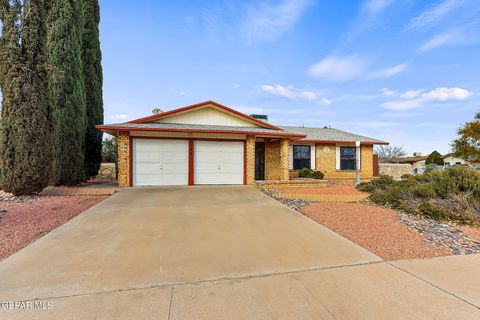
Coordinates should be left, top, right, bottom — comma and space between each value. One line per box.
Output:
301, 202, 451, 260
260, 186, 480, 260
397, 213, 480, 255
0, 196, 107, 261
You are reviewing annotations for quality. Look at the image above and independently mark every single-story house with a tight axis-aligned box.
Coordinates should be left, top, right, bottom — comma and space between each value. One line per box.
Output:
392, 155, 428, 175
96, 101, 388, 187
441, 153, 480, 167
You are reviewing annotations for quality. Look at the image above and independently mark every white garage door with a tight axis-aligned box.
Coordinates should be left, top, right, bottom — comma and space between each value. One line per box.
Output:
194, 141, 244, 185
133, 139, 188, 186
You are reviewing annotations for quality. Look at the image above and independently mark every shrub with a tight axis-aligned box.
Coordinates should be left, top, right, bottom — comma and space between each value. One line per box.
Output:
411, 183, 437, 198
358, 166, 480, 224
401, 174, 413, 180
310, 171, 324, 179
298, 168, 313, 178
357, 175, 396, 193
417, 202, 446, 220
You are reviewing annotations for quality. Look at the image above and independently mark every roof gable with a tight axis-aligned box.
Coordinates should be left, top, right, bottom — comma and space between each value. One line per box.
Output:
130, 101, 281, 130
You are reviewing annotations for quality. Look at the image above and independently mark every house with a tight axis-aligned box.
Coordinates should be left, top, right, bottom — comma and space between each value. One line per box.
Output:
96, 101, 388, 187
392, 154, 428, 175
441, 153, 465, 166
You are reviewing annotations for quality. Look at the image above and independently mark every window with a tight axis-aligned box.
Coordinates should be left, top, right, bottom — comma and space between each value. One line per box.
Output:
340, 147, 356, 170
293, 145, 311, 170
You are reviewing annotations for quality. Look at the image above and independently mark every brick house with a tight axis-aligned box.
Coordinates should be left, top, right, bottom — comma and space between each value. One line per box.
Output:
96, 101, 388, 187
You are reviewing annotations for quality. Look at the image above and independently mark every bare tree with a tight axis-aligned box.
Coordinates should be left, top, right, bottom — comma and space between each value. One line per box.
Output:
374, 145, 407, 163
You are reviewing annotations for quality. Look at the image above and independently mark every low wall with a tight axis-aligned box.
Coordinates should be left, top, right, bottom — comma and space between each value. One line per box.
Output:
379, 163, 412, 180
96, 163, 117, 180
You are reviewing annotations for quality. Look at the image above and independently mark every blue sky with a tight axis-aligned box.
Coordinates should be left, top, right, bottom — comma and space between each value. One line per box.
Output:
100, 0, 480, 154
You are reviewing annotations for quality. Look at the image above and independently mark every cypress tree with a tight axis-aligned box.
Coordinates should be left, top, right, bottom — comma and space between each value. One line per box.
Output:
47, 0, 86, 185
82, 0, 104, 179
0, 0, 51, 195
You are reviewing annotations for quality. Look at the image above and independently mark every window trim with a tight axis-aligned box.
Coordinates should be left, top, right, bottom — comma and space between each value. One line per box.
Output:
339, 146, 356, 171
293, 145, 311, 170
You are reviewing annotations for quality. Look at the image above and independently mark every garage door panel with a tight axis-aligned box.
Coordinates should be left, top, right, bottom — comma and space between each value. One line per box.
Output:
194, 141, 244, 185
133, 139, 188, 186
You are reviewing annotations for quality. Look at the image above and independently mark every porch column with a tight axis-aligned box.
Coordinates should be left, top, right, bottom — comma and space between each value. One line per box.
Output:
117, 132, 130, 187
245, 135, 255, 185
279, 139, 290, 181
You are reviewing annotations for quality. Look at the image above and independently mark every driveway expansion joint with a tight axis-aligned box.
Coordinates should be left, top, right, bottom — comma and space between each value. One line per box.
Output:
11, 260, 385, 303
387, 261, 480, 310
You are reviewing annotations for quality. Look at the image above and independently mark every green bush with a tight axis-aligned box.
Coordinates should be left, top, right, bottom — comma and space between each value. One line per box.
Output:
411, 183, 437, 198
310, 171, 324, 179
298, 168, 313, 178
357, 167, 480, 224
417, 202, 446, 220
357, 175, 396, 193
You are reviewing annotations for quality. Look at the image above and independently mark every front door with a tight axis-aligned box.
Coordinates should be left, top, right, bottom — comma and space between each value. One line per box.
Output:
255, 142, 265, 180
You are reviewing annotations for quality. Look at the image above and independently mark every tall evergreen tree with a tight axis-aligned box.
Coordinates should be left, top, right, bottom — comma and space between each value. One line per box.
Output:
47, 0, 86, 185
0, 0, 51, 195
82, 0, 104, 179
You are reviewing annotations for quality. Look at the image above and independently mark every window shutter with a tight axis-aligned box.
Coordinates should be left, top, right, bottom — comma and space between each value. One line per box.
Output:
336, 147, 340, 170
311, 145, 316, 170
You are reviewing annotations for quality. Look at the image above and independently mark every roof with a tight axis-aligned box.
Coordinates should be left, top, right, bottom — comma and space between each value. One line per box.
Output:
96, 101, 388, 144
392, 156, 428, 164
95, 122, 306, 139
128, 100, 281, 130
280, 126, 389, 145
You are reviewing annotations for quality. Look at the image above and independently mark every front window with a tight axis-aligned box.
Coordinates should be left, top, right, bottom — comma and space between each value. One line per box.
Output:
340, 147, 356, 170
293, 145, 311, 170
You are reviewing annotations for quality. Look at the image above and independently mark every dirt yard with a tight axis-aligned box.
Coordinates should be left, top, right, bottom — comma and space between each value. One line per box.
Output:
0, 196, 107, 261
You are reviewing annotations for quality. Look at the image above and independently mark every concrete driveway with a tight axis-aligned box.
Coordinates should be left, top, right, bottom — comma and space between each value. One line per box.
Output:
0, 186, 479, 319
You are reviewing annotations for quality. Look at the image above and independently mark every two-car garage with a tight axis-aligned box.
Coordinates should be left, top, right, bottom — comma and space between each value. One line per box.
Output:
132, 138, 244, 186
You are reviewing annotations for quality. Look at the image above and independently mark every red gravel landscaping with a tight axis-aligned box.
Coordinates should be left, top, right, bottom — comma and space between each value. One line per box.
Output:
301, 202, 452, 260
0, 196, 107, 261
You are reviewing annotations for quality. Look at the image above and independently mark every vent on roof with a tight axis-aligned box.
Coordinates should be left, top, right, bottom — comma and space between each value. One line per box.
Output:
249, 114, 268, 122
152, 108, 163, 115
413, 152, 422, 157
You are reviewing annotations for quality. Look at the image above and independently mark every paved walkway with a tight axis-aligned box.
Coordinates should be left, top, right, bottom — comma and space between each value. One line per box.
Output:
0, 187, 479, 319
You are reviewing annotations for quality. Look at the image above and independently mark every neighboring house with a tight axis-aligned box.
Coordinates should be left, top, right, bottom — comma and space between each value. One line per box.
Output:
441, 153, 466, 166
393, 156, 428, 175
97, 101, 388, 187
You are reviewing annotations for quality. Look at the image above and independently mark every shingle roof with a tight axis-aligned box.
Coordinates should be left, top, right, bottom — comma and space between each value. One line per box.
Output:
97, 122, 388, 144
280, 126, 388, 144
96, 122, 306, 138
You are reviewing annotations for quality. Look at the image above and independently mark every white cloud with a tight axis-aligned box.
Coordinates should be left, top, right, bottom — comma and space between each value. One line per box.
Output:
244, 0, 311, 42
381, 87, 472, 110
419, 29, 467, 52
362, 0, 397, 15
381, 88, 396, 97
400, 89, 422, 99
307, 55, 368, 81
112, 114, 131, 121
261, 84, 318, 101
234, 84, 240, 88
407, 0, 465, 29
368, 63, 407, 78
319, 98, 332, 106
423, 87, 471, 100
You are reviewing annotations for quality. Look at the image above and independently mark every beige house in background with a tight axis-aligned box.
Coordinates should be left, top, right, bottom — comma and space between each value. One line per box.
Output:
97, 101, 388, 187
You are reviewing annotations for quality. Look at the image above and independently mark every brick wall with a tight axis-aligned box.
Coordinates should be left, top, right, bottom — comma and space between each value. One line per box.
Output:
265, 139, 289, 180
315, 144, 374, 181
117, 132, 130, 187
245, 135, 255, 185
